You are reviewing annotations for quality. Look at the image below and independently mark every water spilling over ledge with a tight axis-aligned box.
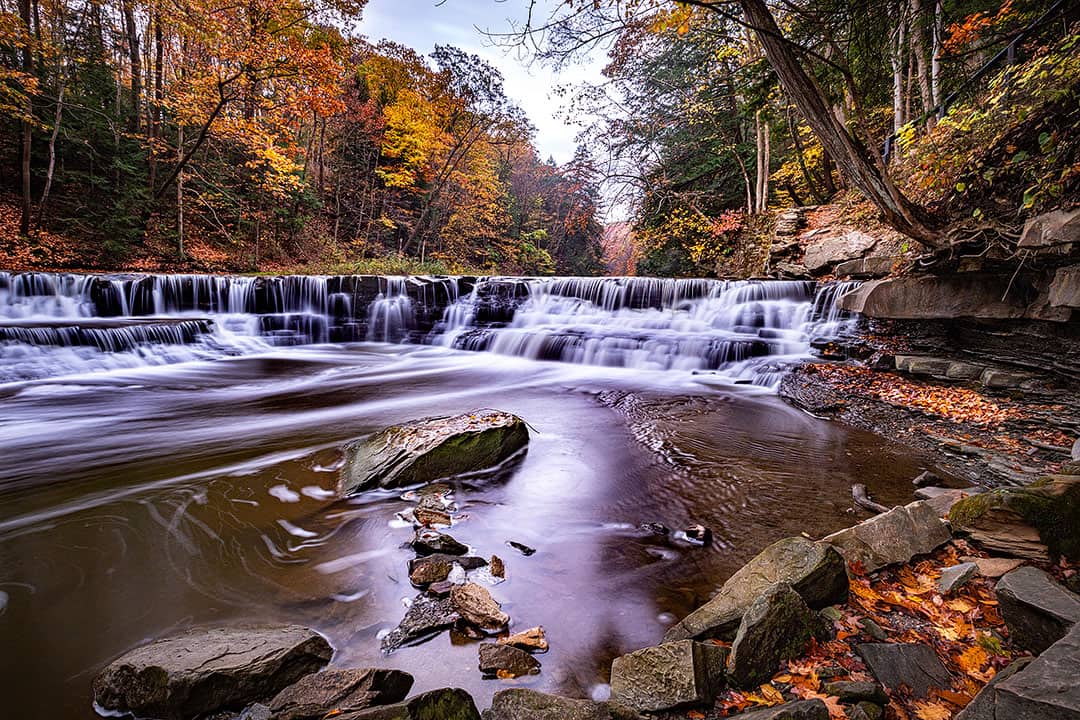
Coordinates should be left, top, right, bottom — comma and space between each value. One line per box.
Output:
0, 272, 861, 385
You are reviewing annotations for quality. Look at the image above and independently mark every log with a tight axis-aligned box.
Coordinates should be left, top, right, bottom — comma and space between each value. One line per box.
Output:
853, 484, 891, 514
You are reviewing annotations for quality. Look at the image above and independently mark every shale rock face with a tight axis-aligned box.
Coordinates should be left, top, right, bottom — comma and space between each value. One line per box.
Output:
91, 624, 332, 720
665, 537, 848, 642
339, 410, 529, 494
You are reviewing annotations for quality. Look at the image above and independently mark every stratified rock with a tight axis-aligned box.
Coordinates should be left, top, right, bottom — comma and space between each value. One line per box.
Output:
802, 231, 878, 273
665, 537, 848, 641
269, 669, 414, 720
835, 256, 896, 279
855, 643, 951, 698
996, 624, 1080, 719
1018, 209, 1080, 249
337, 687, 480, 720
820, 681, 888, 706
477, 644, 541, 678
381, 596, 460, 652
1074, 437, 1080, 462
412, 529, 468, 556
980, 369, 1034, 389
949, 477, 1080, 561
727, 584, 816, 688
838, 274, 1042, 320
498, 626, 548, 653
339, 410, 529, 494
937, 562, 978, 594
1050, 265, 1080, 309
482, 689, 643, 720
92, 624, 332, 720
954, 657, 1034, 720
729, 700, 830, 719
823, 501, 950, 572
609, 640, 727, 712
451, 583, 509, 630
995, 566, 1080, 654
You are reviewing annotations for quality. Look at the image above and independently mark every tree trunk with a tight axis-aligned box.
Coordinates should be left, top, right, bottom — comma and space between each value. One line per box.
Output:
891, 1, 907, 136
930, 0, 943, 110
38, 78, 65, 225
734, 0, 945, 249
122, 0, 141, 133
149, 12, 163, 191
177, 124, 185, 258
18, 0, 33, 236
909, 0, 933, 125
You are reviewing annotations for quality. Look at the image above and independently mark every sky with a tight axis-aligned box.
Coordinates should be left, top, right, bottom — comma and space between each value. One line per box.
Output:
359, 0, 607, 166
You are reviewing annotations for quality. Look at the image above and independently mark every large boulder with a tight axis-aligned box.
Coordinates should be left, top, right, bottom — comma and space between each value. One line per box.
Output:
92, 624, 332, 720
802, 231, 878, 273
995, 566, 1080, 654
995, 623, 1080, 719
855, 643, 951, 698
339, 410, 529, 494
949, 476, 1080, 562
954, 657, 1035, 720
822, 501, 951, 572
726, 584, 817, 688
664, 537, 848, 641
609, 640, 727, 712
838, 274, 1049, 320
482, 688, 643, 720
336, 688, 481, 720
269, 669, 414, 720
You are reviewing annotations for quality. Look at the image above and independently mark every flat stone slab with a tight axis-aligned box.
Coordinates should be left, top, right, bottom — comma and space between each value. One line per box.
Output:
823, 501, 951, 572
482, 688, 643, 720
609, 640, 726, 712
997, 623, 1080, 719
665, 537, 847, 641
92, 624, 332, 720
995, 566, 1080, 654
855, 643, 951, 698
964, 556, 1023, 579
269, 669, 414, 720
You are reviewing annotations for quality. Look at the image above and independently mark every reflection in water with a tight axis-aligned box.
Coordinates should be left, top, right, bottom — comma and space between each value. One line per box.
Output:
0, 345, 931, 718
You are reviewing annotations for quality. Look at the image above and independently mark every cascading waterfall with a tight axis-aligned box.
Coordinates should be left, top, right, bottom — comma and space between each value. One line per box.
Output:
0, 271, 861, 385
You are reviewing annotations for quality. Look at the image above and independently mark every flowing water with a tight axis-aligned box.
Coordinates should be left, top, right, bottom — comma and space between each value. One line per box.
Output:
0, 273, 932, 718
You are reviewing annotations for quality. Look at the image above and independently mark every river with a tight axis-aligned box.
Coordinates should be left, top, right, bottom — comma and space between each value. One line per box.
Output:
0, 273, 933, 717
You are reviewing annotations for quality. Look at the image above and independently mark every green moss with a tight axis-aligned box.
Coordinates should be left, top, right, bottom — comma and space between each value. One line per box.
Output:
948, 491, 999, 527
949, 479, 1080, 561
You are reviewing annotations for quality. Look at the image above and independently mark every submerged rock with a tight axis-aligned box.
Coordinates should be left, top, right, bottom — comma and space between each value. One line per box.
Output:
727, 584, 817, 688
339, 410, 529, 494
482, 689, 643, 720
506, 540, 536, 556
411, 528, 468, 556
381, 596, 460, 652
609, 640, 727, 712
995, 566, 1080, 654
477, 643, 541, 678
269, 669, 414, 720
823, 500, 950, 572
92, 624, 332, 720
451, 583, 509, 631
665, 537, 848, 642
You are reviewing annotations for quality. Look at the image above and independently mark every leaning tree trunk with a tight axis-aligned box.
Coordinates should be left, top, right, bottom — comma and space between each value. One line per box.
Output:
735, 0, 946, 249
18, 0, 33, 236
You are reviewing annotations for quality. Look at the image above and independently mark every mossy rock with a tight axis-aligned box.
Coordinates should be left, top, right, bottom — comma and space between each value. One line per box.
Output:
339, 410, 529, 495
949, 476, 1080, 561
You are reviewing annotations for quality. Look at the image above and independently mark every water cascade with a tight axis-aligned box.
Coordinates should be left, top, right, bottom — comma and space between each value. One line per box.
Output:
0, 272, 861, 385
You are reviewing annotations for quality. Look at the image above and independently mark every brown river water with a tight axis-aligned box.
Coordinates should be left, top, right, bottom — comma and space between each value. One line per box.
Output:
0, 342, 932, 718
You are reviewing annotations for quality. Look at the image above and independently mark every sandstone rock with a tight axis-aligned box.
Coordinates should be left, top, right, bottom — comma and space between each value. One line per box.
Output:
498, 626, 548, 653
949, 477, 1080, 561
381, 596, 460, 652
822, 501, 951, 572
1018, 209, 1080, 249
727, 584, 816, 688
339, 410, 529, 494
855, 643, 951, 698
609, 640, 727, 712
996, 623, 1080, 719
946, 361, 987, 380
906, 357, 952, 377
980, 368, 1034, 389
775, 262, 811, 279
269, 669, 414, 720
995, 566, 1080, 654
838, 275, 1036, 320
964, 556, 1023, 579
482, 688, 643, 720
1051, 266, 1080, 309
835, 256, 896, 279
412, 529, 468, 556
802, 231, 878, 273
451, 583, 509, 631
92, 624, 332, 720
665, 537, 848, 641
937, 562, 978, 594
477, 644, 541, 678
1074, 437, 1080, 461
954, 657, 1034, 720
820, 680, 887, 705
729, 700, 829, 719
337, 687, 480, 720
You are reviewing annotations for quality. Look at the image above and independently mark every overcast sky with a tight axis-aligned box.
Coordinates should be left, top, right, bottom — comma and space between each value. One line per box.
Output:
360, 0, 606, 165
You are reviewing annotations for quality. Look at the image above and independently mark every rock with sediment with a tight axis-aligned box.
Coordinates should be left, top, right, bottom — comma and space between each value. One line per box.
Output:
451, 583, 509, 630
609, 640, 727, 712
339, 410, 529, 494
727, 584, 817, 688
822, 500, 950, 572
477, 643, 541, 678
381, 596, 460, 652
91, 624, 332, 720
335, 687, 481, 720
269, 669, 414, 720
995, 565, 1080, 654
664, 537, 848, 642
855, 643, 951, 698
482, 688, 643, 720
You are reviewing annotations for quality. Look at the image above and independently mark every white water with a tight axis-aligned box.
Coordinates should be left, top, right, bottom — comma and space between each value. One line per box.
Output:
0, 272, 860, 386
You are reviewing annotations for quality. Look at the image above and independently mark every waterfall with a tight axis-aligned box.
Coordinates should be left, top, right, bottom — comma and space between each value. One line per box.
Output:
0, 272, 861, 385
